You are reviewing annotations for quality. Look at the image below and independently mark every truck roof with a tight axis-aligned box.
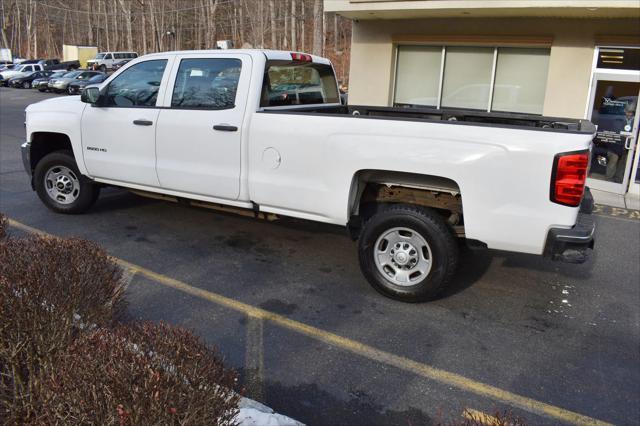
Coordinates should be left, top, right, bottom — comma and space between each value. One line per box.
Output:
142, 49, 332, 65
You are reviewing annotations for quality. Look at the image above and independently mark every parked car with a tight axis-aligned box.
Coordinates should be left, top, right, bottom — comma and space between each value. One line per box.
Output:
48, 70, 102, 94
0, 63, 45, 86
37, 58, 81, 71
21, 50, 597, 302
8, 70, 54, 89
67, 73, 107, 95
33, 70, 68, 92
112, 59, 131, 71
87, 51, 138, 72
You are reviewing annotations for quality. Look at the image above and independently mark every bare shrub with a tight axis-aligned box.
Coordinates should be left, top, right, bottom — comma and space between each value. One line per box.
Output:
0, 236, 125, 422
39, 322, 239, 425
0, 214, 6, 240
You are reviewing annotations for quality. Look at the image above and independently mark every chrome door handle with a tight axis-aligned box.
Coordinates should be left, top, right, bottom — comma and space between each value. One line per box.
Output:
624, 136, 635, 150
133, 119, 153, 126
213, 124, 238, 132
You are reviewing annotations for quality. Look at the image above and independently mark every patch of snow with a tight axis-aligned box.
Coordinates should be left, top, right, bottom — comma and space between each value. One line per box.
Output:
236, 397, 304, 426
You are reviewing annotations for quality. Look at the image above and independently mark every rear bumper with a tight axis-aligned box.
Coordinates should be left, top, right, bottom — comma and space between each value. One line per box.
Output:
543, 188, 595, 264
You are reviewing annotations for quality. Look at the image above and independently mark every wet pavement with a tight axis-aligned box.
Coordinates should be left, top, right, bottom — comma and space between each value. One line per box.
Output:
1, 88, 639, 425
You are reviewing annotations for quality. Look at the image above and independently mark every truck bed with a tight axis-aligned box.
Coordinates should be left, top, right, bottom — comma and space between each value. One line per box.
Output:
262, 104, 596, 134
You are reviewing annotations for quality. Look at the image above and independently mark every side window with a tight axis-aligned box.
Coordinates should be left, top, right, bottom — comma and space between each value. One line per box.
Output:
104, 59, 167, 107
171, 58, 241, 109
114, 53, 123, 59
105, 53, 113, 60
24, 66, 32, 72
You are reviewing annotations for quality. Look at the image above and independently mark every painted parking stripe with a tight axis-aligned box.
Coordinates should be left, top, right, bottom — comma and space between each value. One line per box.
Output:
244, 314, 265, 401
7, 218, 614, 426
593, 204, 640, 221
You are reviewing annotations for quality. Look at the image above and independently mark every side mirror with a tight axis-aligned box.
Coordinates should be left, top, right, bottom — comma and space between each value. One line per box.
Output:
81, 86, 101, 105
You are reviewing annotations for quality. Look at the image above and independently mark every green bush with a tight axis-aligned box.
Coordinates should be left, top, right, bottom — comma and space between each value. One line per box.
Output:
38, 322, 239, 425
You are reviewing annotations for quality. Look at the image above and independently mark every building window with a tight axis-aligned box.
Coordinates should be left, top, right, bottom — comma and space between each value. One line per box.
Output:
442, 47, 494, 110
394, 45, 551, 114
394, 46, 442, 108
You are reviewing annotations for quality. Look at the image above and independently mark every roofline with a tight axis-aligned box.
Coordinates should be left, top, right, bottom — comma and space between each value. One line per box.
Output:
142, 49, 332, 65
325, 0, 640, 19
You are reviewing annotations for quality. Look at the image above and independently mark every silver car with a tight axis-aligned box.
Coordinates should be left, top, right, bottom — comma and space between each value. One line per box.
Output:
48, 70, 102, 94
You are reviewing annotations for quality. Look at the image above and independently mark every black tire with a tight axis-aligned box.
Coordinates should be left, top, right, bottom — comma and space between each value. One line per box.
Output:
100, 65, 107, 73
22, 81, 31, 89
33, 151, 100, 214
358, 204, 459, 302
38, 86, 47, 92
67, 85, 74, 95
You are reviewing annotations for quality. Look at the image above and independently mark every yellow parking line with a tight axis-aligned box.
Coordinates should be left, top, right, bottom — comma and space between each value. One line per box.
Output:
7, 218, 614, 426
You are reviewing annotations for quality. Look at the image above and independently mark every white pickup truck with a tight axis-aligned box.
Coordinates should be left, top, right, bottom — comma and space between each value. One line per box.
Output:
21, 49, 596, 302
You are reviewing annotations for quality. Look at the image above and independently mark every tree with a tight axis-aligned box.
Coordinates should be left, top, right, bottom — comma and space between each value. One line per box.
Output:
312, 0, 322, 56
1, 0, 350, 84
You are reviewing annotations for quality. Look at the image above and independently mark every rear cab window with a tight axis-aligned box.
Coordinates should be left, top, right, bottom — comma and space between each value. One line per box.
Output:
260, 59, 339, 108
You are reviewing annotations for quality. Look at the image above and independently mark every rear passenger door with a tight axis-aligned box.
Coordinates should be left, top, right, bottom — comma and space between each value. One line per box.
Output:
155, 54, 251, 200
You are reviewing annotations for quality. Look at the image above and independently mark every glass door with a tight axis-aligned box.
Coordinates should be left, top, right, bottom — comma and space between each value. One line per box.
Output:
586, 73, 640, 194
629, 142, 640, 197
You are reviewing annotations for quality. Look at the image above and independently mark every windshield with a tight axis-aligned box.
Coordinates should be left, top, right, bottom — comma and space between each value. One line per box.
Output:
260, 60, 339, 107
88, 74, 105, 82
50, 71, 66, 78
95, 53, 106, 59
14, 65, 26, 72
64, 71, 82, 79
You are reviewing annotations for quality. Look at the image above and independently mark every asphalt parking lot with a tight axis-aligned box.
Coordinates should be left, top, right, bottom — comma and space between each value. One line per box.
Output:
1, 88, 639, 425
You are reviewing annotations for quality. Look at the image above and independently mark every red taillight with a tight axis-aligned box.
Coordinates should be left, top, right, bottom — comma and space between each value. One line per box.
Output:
550, 151, 589, 207
290, 52, 312, 62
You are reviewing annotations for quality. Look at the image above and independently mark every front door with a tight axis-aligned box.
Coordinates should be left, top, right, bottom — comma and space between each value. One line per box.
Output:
586, 72, 640, 194
155, 54, 250, 200
81, 57, 173, 187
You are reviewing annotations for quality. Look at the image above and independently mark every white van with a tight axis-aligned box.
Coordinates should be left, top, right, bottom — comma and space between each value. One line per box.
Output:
86, 51, 138, 72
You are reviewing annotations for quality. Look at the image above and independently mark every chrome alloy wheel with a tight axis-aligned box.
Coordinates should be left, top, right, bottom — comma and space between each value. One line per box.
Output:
44, 165, 80, 205
374, 227, 433, 286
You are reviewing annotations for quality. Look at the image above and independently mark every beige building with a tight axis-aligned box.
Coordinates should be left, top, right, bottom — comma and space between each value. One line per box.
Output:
326, 0, 640, 206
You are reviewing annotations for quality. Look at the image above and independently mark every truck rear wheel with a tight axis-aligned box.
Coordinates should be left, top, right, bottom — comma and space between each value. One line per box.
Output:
34, 151, 100, 214
358, 204, 459, 302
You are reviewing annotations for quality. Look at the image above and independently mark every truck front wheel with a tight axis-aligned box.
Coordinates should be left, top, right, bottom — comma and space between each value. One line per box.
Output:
358, 204, 459, 302
33, 151, 100, 214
